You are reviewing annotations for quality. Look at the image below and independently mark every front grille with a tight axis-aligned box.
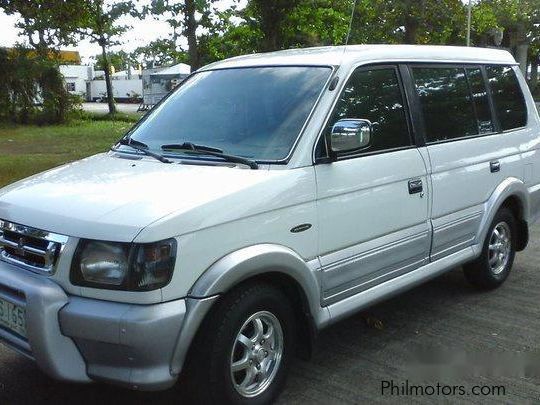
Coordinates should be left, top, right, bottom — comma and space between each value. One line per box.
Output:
0, 220, 68, 275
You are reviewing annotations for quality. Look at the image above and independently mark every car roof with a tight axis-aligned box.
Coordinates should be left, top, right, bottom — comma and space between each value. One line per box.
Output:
200, 45, 516, 71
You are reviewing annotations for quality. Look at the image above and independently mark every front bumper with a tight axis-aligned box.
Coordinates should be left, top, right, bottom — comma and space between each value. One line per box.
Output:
0, 261, 189, 391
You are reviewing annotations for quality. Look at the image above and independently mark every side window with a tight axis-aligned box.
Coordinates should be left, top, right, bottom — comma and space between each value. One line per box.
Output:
466, 68, 494, 134
413, 67, 478, 142
327, 67, 411, 154
486, 65, 527, 131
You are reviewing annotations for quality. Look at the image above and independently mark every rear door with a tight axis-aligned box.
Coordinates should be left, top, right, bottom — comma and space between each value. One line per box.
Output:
409, 64, 527, 261
315, 65, 431, 305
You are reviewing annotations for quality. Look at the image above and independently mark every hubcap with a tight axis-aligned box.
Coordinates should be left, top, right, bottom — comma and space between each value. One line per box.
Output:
488, 222, 512, 275
230, 310, 284, 398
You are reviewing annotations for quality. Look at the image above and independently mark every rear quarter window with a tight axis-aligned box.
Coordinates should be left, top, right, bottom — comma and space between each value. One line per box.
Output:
486, 66, 527, 131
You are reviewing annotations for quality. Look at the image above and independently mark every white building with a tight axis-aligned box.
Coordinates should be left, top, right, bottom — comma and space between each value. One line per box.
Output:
88, 78, 143, 102
59, 65, 93, 97
59, 64, 143, 102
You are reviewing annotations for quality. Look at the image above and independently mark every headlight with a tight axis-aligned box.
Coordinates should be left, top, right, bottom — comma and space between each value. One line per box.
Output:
71, 239, 177, 291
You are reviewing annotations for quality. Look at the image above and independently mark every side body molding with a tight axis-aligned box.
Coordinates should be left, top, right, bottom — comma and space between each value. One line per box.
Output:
475, 177, 530, 255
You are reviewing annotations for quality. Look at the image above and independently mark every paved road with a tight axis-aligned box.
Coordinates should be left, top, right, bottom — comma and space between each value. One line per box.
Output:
1, 223, 539, 404
82, 102, 141, 115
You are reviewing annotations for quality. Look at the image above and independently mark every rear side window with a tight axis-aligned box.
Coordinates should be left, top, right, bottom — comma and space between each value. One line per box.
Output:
327, 67, 411, 153
486, 66, 527, 131
466, 68, 494, 134
413, 67, 478, 142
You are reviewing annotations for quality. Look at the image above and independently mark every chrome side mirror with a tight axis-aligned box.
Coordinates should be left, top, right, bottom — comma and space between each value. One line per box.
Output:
328, 119, 372, 156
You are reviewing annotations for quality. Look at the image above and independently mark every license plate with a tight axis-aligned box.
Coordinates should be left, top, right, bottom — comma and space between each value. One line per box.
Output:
0, 297, 26, 338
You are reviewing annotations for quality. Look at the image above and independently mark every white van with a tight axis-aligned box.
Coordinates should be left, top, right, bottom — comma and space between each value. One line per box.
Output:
0, 45, 539, 404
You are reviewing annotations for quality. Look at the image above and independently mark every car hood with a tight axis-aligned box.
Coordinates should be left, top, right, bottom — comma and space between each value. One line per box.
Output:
0, 153, 313, 242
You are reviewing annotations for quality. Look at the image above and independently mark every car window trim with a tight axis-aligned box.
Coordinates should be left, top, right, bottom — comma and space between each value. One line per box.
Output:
400, 64, 426, 148
313, 63, 415, 164
479, 65, 502, 133
464, 67, 481, 133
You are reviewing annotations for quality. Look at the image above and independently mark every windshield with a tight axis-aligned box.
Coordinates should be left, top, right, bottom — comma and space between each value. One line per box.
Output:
127, 66, 332, 161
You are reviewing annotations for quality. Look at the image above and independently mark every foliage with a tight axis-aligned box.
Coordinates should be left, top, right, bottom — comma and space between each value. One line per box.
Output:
0, 0, 80, 54
199, 0, 349, 63
472, 0, 540, 47
93, 50, 135, 72
279, 1, 350, 48
145, 0, 217, 70
0, 47, 78, 124
131, 39, 187, 68
347, 0, 467, 45
201, 0, 468, 60
85, 112, 141, 123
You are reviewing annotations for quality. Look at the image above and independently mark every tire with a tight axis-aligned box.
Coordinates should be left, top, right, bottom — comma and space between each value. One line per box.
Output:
463, 207, 516, 290
187, 282, 296, 405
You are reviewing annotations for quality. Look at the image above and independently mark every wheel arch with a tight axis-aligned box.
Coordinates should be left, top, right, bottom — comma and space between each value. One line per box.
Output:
188, 244, 321, 312
170, 244, 325, 375
478, 178, 530, 252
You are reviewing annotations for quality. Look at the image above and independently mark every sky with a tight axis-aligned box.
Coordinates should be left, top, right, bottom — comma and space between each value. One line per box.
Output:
0, 0, 246, 64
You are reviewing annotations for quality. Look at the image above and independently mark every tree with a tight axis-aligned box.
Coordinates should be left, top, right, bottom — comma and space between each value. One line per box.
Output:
93, 50, 135, 72
132, 39, 187, 68
0, 0, 80, 58
527, 5, 540, 90
279, 0, 350, 48
0, 1, 79, 123
246, 0, 300, 51
77, 0, 136, 114
0, 47, 74, 124
202, 0, 349, 59
235, 0, 466, 53
347, 0, 467, 45
146, 0, 216, 71
472, 0, 540, 75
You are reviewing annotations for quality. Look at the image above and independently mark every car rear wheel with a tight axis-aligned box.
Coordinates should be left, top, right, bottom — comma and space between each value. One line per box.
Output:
464, 207, 516, 290
187, 282, 295, 404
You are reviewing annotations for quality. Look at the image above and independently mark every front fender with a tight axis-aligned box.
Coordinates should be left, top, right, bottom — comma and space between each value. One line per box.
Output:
169, 244, 325, 375
189, 244, 322, 316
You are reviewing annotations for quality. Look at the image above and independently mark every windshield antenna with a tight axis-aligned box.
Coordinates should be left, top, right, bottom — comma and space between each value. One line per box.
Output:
344, 0, 358, 47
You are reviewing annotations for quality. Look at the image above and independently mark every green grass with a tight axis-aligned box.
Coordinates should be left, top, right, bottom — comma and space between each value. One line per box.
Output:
0, 119, 135, 187
82, 111, 143, 123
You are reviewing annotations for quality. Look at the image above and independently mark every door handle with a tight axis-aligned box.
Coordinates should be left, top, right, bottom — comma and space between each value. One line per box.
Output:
408, 179, 423, 195
490, 160, 501, 173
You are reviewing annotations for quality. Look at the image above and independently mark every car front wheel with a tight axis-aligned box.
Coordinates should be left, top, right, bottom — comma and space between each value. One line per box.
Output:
187, 282, 295, 405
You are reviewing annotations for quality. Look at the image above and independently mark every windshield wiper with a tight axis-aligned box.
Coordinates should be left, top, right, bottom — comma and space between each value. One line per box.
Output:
115, 138, 172, 164
162, 142, 223, 154
161, 143, 259, 169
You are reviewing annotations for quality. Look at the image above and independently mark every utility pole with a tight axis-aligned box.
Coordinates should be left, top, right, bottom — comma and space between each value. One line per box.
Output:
466, 0, 472, 46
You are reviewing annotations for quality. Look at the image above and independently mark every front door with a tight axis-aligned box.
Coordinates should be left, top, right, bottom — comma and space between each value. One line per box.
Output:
315, 65, 431, 305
